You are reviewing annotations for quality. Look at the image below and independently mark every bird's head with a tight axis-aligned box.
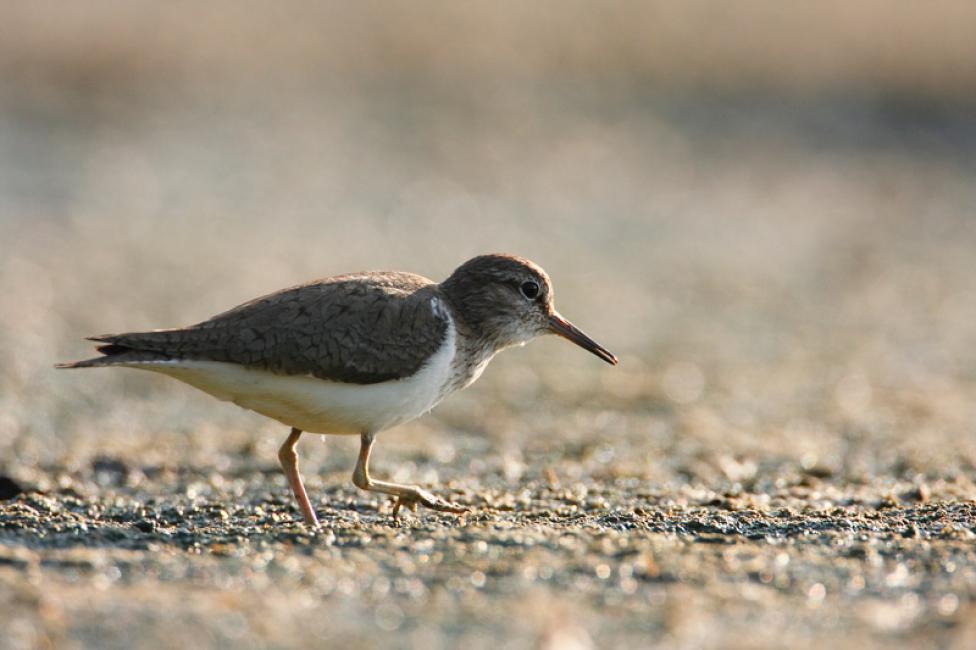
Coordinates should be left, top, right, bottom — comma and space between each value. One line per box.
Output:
440, 254, 617, 365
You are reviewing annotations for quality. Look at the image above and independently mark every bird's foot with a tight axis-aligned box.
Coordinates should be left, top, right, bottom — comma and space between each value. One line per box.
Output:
392, 487, 466, 518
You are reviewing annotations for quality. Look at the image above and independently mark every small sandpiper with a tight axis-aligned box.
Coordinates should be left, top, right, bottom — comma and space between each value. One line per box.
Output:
58, 254, 617, 525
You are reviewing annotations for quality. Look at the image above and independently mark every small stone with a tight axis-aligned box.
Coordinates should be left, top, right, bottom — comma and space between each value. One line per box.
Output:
0, 475, 24, 500
903, 483, 930, 503
93, 456, 130, 487
133, 519, 156, 533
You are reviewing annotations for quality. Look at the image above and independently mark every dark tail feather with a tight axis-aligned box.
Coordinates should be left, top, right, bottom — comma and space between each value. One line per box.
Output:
95, 343, 131, 356
56, 336, 171, 369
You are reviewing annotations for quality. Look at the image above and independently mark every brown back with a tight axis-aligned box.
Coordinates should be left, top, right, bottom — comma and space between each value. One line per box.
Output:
87, 271, 450, 384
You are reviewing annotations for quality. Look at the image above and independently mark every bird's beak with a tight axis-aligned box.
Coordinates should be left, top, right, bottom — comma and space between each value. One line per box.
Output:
548, 312, 618, 365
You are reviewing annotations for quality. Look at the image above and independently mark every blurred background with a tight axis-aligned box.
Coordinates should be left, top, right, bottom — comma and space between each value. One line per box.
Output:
1, 3, 976, 646
2, 0, 974, 471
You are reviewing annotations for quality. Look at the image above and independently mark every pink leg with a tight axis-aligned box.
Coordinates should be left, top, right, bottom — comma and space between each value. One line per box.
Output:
277, 427, 319, 526
352, 432, 466, 517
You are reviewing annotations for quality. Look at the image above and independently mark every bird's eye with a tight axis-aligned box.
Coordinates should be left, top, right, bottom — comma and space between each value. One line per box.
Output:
519, 281, 540, 300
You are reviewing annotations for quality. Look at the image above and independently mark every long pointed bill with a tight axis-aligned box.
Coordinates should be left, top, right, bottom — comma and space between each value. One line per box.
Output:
548, 313, 618, 365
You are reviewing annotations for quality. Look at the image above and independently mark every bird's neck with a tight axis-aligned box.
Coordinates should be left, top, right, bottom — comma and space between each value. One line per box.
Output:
436, 282, 515, 393
439, 304, 499, 395
437, 282, 498, 351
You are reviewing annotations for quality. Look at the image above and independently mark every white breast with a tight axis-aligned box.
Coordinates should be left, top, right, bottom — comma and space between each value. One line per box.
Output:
122, 299, 459, 435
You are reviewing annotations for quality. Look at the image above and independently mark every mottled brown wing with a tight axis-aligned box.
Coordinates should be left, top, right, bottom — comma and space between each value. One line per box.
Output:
85, 272, 450, 384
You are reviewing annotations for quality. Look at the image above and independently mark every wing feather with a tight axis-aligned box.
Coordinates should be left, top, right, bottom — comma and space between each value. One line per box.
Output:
77, 272, 450, 384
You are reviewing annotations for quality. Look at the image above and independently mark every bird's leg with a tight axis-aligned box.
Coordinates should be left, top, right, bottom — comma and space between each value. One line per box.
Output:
352, 432, 466, 517
277, 427, 319, 526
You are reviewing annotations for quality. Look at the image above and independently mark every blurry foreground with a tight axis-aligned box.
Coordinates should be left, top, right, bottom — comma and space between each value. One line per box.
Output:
1, 3, 976, 649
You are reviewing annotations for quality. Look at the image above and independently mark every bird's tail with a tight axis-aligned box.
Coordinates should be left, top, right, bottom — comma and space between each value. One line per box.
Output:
55, 335, 172, 369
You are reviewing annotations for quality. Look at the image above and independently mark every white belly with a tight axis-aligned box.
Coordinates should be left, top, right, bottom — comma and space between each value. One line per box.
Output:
122, 327, 458, 435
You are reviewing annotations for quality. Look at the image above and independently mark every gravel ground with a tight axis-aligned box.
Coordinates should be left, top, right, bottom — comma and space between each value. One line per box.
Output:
3, 5, 976, 648
2, 443, 976, 649
3, 400, 976, 649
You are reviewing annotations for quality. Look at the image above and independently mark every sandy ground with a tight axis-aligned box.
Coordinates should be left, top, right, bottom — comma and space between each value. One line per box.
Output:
2, 431, 976, 649
3, 4, 976, 648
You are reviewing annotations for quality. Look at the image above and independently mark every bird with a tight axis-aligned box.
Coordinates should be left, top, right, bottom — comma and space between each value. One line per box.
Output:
57, 253, 618, 526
